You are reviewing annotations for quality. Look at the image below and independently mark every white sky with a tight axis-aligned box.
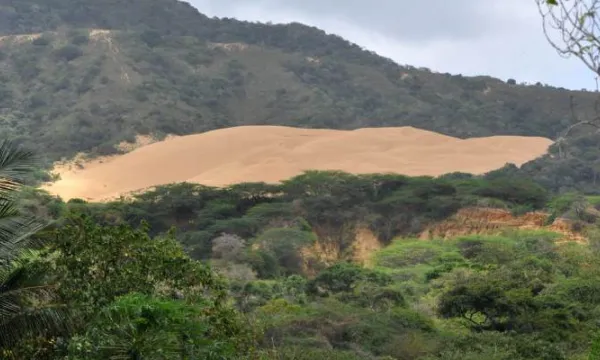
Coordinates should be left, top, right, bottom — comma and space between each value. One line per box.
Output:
189, 0, 595, 90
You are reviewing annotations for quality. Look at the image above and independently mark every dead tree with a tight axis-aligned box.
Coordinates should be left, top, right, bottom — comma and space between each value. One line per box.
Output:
537, 0, 600, 155
555, 95, 600, 158
537, 0, 600, 77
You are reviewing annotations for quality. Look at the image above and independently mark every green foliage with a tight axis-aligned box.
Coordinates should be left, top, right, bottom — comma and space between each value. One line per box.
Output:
66, 293, 247, 359
253, 228, 316, 276
10, 213, 258, 359
68, 30, 89, 45
375, 240, 448, 267
0, 140, 68, 353
307, 262, 392, 295
590, 334, 600, 360
260, 346, 367, 360
10, 169, 600, 359
47, 171, 548, 267
51, 216, 227, 313
421, 332, 567, 360
53, 44, 83, 61
471, 178, 548, 208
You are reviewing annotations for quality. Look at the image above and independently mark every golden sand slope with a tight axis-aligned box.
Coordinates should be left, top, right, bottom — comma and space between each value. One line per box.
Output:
41, 126, 553, 201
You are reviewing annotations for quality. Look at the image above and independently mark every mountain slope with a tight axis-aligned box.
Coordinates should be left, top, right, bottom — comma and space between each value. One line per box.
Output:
0, 25, 587, 156
0, 0, 598, 191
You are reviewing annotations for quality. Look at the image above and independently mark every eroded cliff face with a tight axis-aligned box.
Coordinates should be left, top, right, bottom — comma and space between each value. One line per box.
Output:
299, 207, 586, 275
300, 226, 381, 275
351, 227, 383, 266
419, 207, 586, 243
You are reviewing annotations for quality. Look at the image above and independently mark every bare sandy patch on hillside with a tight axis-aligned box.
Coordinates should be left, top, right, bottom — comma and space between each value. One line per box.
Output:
208, 42, 249, 51
0, 33, 42, 47
41, 126, 553, 202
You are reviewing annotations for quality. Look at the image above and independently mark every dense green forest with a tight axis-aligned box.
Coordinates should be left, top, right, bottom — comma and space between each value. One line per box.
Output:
5, 158, 600, 359
0, 0, 600, 191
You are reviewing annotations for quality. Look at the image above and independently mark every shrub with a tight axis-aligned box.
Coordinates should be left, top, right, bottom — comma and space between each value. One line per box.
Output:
254, 228, 316, 275
32, 35, 52, 46
212, 233, 246, 262
71, 33, 90, 45
375, 240, 447, 267
54, 44, 84, 61
307, 262, 392, 295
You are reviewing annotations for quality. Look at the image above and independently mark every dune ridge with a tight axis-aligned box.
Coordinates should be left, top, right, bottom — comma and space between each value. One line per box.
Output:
41, 125, 553, 201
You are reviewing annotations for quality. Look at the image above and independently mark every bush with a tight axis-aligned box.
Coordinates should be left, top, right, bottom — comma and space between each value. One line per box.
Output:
254, 228, 316, 275
140, 30, 162, 47
54, 44, 84, 61
71, 33, 90, 45
374, 240, 447, 267
471, 178, 548, 208
307, 262, 392, 295
212, 233, 246, 262
32, 35, 52, 46
455, 235, 517, 265
261, 347, 365, 360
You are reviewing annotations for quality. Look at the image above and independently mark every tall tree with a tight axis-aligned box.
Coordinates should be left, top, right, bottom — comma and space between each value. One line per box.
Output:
0, 140, 64, 349
537, 0, 600, 77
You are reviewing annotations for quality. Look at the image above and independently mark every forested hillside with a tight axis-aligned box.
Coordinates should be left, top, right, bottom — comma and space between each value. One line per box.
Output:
0, 0, 596, 162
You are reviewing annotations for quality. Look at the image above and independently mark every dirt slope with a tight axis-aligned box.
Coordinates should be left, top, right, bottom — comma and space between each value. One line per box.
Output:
420, 207, 586, 243
41, 125, 553, 201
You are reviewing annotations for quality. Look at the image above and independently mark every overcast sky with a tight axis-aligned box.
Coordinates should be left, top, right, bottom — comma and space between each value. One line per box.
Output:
189, 0, 594, 90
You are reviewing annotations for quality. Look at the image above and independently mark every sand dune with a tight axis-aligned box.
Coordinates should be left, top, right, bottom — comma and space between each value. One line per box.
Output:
41, 125, 553, 201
